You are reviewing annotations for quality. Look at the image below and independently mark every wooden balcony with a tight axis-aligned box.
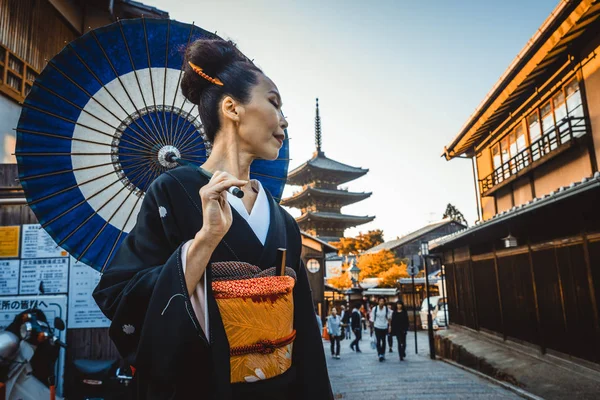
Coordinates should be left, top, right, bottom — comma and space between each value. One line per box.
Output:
479, 116, 588, 197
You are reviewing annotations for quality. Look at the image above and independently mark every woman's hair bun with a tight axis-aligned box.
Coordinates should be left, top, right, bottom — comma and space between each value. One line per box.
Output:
181, 39, 250, 105
180, 38, 263, 143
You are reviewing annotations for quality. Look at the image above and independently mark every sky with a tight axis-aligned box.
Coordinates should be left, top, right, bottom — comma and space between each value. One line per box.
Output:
145, 0, 559, 242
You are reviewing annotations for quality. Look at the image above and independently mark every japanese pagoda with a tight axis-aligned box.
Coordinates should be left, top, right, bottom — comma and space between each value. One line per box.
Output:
281, 99, 374, 243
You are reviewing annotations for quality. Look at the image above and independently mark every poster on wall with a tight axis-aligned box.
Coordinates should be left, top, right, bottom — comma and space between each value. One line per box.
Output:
20, 224, 69, 259
0, 260, 20, 296
67, 257, 110, 329
0, 295, 68, 397
19, 257, 69, 295
0, 225, 20, 257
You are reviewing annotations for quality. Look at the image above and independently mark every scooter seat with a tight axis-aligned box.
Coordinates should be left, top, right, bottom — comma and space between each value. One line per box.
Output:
73, 359, 115, 375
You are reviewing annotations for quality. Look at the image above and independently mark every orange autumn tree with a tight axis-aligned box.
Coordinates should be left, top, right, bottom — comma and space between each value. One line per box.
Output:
327, 266, 352, 290
378, 264, 409, 287
356, 249, 408, 287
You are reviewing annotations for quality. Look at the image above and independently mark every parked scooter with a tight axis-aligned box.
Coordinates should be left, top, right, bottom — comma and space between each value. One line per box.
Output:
0, 307, 66, 400
68, 358, 133, 400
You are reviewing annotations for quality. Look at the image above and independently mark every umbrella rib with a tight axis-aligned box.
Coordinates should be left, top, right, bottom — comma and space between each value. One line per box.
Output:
77, 153, 159, 268
169, 23, 196, 149
61, 45, 159, 146
140, 17, 169, 145
101, 161, 159, 272
249, 172, 288, 182
101, 194, 142, 272
45, 61, 157, 150
78, 160, 154, 266
124, 157, 161, 190
173, 114, 202, 150
88, 33, 165, 147
29, 167, 123, 206
172, 102, 197, 150
30, 83, 156, 151
163, 19, 171, 145
44, 160, 150, 233
117, 19, 169, 148
17, 128, 156, 157
42, 174, 124, 230
56, 181, 130, 248
76, 188, 136, 264
27, 155, 151, 206
20, 103, 156, 153
18, 161, 116, 182
179, 141, 207, 155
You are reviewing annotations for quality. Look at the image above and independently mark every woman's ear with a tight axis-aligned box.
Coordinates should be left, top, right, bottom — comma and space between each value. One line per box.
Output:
221, 95, 241, 123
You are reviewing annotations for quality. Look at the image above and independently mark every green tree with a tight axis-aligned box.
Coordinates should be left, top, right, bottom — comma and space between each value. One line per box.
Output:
442, 203, 467, 226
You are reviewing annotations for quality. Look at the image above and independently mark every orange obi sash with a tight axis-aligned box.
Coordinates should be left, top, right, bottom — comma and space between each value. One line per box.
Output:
211, 262, 296, 383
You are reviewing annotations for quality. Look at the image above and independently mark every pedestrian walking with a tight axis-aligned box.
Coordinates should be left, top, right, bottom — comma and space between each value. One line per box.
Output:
387, 304, 394, 353
390, 301, 409, 361
327, 308, 342, 359
349, 304, 362, 352
370, 297, 391, 361
316, 307, 323, 335
341, 305, 352, 340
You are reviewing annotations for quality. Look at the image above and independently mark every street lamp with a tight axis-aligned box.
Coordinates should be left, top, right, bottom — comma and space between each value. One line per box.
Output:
420, 241, 436, 360
348, 261, 360, 288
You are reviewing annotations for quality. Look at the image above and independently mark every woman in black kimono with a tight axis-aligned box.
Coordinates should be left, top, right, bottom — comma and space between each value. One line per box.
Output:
93, 38, 333, 400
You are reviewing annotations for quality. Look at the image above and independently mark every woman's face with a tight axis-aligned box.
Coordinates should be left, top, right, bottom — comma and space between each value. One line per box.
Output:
236, 74, 288, 160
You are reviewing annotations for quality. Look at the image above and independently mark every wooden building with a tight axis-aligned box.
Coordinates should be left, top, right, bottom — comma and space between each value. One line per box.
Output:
281, 98, 374, 243
300, 231, 338, 321
434, 0, 600, 367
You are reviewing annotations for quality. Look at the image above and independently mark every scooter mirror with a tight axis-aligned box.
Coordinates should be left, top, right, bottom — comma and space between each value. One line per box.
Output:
54, 317, 65, 331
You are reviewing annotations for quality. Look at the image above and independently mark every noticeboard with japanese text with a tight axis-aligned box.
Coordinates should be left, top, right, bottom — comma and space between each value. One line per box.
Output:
0, 224, 110, 329
0, 224, 69, 296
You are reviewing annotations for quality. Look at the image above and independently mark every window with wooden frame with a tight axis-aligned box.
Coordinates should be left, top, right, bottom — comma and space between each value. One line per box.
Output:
0, 44, 39, 103
527, 111, 542, 161
565, 79, 584, 137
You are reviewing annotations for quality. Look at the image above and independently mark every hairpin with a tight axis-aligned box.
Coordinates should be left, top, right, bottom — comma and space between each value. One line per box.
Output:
188, 61, 224, 86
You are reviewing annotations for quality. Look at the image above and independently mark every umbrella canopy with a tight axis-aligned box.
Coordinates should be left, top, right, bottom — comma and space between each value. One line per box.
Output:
15, 18, 290, 272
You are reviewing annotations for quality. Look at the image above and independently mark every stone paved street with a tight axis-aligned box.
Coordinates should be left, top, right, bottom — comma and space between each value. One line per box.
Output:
325, 330, 522, 399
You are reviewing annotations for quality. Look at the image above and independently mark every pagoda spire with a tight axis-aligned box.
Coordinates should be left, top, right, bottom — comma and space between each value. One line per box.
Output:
315, 98, 322, 154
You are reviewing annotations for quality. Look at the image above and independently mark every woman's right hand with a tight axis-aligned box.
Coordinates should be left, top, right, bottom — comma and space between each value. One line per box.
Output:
196, 170, 248, 245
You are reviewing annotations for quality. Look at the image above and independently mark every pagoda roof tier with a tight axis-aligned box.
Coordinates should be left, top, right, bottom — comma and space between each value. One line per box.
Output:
296, 211, 375, 226
280, 187, 372, 207
287, 151, 368, 186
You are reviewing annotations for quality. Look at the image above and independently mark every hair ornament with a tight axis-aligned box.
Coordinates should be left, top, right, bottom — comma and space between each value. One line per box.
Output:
188, 61, 224, 86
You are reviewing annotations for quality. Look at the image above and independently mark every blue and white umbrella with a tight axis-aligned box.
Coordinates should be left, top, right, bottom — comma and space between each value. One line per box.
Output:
15, 18, 290, 272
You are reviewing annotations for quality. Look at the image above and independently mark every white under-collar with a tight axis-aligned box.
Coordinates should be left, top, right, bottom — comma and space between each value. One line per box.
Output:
227, 179, 270, 245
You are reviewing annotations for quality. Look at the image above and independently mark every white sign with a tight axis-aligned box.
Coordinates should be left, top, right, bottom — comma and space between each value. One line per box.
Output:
0, 260, 20, 295
19, 257, 69, 294
20, 224, 69, 259
67, 257, 110, 329
0, 295, 68, 397
325, 259, 342, 278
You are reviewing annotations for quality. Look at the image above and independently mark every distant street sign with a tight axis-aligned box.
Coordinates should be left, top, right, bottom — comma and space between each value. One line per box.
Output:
408, 265, 419, 277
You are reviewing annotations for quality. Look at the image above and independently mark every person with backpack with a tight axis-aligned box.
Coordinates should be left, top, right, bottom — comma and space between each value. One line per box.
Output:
370, 297, 391, 361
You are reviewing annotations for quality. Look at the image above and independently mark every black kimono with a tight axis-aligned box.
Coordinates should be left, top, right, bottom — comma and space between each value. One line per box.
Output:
93, 166, 333, 400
